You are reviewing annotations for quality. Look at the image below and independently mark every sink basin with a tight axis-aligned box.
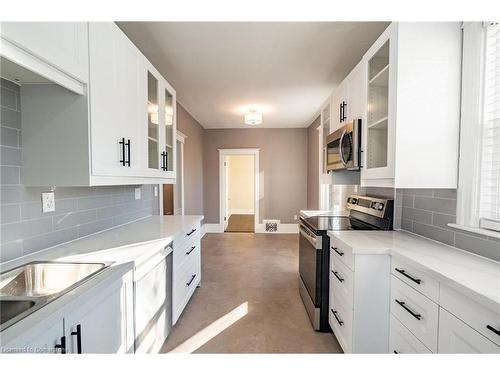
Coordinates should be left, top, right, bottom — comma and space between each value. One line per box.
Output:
0, 299, 36, 325
0, 261, 111, 331
0, 261, 108, 297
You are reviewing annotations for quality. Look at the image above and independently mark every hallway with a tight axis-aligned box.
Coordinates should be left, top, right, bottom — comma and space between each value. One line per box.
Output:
161, 233, 342, 353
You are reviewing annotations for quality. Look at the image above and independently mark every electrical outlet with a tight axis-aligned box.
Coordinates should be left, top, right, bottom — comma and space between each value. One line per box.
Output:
41, 191, 55, 213
154, 186, 158, 197
135, 187, 141, 200
294, 214, 298, 221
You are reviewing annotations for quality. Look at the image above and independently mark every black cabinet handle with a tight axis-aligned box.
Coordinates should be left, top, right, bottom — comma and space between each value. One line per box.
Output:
54, 336, 66, 354
486, 325, 500, 337
119, 138, 126, 166
160, 151, 165, 171
332, 270, 344, 283
186, 246, 196, 255
342, 101, 347, 121
339, 103, 343, 122
331, 309, 343, 326
395, 299, 421, 321
395, 268, 421, 285
331, 246, 344, 256
126, 139, 131, 166
71, 324, 82, 354
186, 229, 196, 236
393, 350, 399, 354
186, 274, 196, 286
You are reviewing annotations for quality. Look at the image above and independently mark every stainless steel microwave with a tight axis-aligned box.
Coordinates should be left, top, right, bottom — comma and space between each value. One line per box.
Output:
326, 119, 362, 172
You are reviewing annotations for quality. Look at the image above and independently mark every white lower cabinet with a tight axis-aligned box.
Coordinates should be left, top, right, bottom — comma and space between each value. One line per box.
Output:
1, 269, 133, 354
64, 274, 132, 353
438, 308, 500, 353
390, 315, 431, 354
172, 220, 202, 325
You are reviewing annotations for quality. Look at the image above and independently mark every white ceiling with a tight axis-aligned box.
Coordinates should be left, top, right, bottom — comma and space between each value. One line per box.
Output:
117, 22, 389, 129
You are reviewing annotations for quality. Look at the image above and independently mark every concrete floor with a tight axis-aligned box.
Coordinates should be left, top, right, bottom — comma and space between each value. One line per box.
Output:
161, 233, 342, 353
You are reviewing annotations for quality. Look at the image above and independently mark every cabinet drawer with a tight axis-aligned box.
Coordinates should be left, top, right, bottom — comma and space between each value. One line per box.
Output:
174, 236, 201, 270
440, 284, 500, 347
391, 257, 439, 303
329, 298, 353, 353
329, 235, 354, 271
390, 315, 432, 353
174, 222, 200, 250
173, 247, 201, 323
390, 276, 438, 352
330, 254, 354, 309
438, 308, 500, 353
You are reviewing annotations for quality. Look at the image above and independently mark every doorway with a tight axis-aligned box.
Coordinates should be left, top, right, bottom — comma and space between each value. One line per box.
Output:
219, 149, 259, 233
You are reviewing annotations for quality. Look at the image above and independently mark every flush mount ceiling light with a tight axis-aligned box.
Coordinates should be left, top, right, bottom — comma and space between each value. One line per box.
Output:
244, 109, 262, 125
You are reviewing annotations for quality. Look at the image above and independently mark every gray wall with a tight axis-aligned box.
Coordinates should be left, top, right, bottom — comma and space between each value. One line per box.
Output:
176, 103, 204, 217
203, 128, 308, 224
306, 116, 320, 210
0, 78, 157, 263
395, 188, 500, 261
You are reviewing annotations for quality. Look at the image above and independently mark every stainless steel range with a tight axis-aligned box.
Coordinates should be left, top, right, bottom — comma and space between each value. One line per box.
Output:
298, 194, 394, 331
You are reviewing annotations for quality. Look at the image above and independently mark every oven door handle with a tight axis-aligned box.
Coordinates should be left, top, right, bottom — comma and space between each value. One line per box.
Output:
300, 226, 318, 248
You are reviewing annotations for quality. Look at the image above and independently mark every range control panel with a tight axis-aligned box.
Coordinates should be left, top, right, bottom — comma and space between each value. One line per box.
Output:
346, 195, 393, 218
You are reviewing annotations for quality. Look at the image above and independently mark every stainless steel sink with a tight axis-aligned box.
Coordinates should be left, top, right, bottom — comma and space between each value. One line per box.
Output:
0, 261, 111, 331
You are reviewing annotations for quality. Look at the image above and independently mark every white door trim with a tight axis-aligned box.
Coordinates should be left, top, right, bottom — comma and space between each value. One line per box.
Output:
218, 148, 260, 233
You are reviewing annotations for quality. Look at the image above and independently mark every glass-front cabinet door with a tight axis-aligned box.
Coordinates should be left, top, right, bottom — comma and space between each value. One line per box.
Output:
147, 71, 160, 171
144, 62, 176, 180
163, 86, 175, 174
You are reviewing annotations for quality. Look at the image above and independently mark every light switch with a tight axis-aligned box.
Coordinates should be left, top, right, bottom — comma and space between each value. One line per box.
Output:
135, 187, 141, 200
41, 191, 55, 213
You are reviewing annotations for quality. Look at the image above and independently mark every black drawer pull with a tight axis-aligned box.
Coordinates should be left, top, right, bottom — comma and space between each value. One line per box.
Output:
331, 246, 344, 256
125, 139, 131, 166
186, 229, 196, 236
332, 270, 344, 283
331, 309, 343, 326
486, 325, 500, 337
186, 274, 196, 286
186, 246, 196, 255
54, 336, 66, 354
395, 268, 421, 285
395, 299, 421, 321
71, 324, 82, 354
393, 350, 399, 354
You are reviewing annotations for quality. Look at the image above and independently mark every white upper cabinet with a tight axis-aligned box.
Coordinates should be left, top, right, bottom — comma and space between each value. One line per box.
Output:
19, 22, 177, 186
89, 22, 143, 178
330, 60, 366, 134
361, 22, 462, 188
0, 22, 88, 94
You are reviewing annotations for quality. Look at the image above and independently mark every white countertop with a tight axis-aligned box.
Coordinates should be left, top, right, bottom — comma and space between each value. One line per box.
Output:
328, 230, 500, 311
1, 215, 204, 270
0, 215, 203, 340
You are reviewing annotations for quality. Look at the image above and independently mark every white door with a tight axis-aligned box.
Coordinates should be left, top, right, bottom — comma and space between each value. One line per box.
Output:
64, 277, 131, 353
88, 22, 142, 177
438, 308, 500, 353
1, 318, 65, 354
0, 22, 89, 83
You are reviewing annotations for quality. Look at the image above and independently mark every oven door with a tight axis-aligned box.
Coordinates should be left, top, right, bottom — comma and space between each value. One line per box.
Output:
298, 223, 322, 305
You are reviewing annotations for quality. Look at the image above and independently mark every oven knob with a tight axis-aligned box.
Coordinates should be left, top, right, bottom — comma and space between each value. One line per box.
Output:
371, 202, 377, 209
378, 203, 384, 211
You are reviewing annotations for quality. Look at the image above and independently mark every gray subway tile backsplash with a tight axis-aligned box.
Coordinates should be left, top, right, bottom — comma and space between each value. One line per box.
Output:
396, 188, 500, 261
0, 78, 158, 263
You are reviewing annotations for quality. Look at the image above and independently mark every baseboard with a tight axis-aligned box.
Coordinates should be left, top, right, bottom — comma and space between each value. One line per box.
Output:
204, 223, 224, 233
255, 223, 299, 234
229, 209, 255, 215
